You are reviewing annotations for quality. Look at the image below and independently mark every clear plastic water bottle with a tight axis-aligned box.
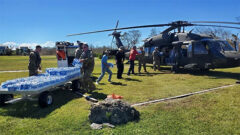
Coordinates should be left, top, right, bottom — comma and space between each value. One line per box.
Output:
60, 70, 67, 76
8, 85, 18, 91
31, 82, 38, 89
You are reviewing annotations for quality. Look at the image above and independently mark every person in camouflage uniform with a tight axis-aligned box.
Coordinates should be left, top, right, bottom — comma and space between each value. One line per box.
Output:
72, 41, 84, 91
28, 45, 42, 76
152, 47, 161, 71
138, 47, 147, 73
79, 44, 95, 92
75, 41, 83, 59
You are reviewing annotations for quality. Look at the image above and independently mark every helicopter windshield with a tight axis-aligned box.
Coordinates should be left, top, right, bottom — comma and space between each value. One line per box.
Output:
207, 40, 235, 51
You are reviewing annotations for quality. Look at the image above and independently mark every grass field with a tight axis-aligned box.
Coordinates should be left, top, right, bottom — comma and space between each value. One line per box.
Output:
0, 55, 240, 135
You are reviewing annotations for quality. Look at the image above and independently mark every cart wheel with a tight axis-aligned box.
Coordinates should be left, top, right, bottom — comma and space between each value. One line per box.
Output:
0, 94, 5, 106
0, 94, 14, 106
38, 92, 53, 108
72, 80, 80, 91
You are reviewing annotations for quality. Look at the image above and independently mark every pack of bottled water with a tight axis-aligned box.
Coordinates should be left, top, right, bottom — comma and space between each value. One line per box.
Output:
72, 58, 82, 67
108, 63, 114, 68
0, 64, 82, 92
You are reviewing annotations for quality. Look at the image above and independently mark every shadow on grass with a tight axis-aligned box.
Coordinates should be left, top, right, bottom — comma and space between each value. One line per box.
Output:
91, 76, 98, 82
124, 78, 142, 82
185, 70, 240, 80
140, 65, 240, 80
111, 82, 127, 86
135, 72, 167, 76
166, 67, 240, 80
88, 92, 107, 100
0, 89, 79, 119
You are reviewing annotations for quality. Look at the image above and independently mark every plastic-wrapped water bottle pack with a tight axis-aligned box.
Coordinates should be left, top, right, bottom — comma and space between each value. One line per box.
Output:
72, 58, 82, 67
0, 66, 81, 91
108, 63, 114, 68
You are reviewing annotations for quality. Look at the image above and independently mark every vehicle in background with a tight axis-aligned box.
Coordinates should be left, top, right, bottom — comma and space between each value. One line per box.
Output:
0, 45, 12, 55
16, 46, 31, 56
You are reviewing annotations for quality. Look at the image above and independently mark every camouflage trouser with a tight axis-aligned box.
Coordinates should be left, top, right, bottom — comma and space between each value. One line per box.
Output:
138, 60, 147, 72
80, 69, 96, 92
29, 70, 38, 76
153, 60, 161, 71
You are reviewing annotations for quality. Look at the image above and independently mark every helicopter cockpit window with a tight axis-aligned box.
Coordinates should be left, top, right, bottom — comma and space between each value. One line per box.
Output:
193, 42, 208, 54
208, 41, 235, 51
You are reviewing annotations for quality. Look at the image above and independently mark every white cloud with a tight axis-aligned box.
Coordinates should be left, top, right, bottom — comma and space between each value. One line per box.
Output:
41, 41, 55, 48
2, 42, 17, 46
1, 42, 18, 50
1, 41, 56, 49
19, 43, 38, 49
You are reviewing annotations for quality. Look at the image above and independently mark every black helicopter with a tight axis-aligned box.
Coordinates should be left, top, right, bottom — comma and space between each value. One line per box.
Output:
67, 21, 240, 72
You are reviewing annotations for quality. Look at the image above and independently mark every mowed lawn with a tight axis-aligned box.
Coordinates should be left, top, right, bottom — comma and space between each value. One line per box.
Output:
0, 55, 240, 135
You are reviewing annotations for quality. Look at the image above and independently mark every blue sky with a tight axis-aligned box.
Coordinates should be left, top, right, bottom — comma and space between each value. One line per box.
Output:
0, 0, 239, 48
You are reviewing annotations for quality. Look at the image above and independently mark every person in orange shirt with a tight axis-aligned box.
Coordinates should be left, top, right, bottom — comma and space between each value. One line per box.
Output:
127, 46, 139, 76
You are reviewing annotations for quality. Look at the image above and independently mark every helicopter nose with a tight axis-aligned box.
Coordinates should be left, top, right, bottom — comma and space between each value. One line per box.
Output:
222, 51, 240, 66
236, 58, 240, 66
226, 56, 240, 67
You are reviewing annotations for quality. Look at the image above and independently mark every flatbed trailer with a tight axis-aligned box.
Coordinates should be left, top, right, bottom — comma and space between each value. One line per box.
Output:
0, 76, 82, 107
0, 41, 83, 108
0, 75, 82, 107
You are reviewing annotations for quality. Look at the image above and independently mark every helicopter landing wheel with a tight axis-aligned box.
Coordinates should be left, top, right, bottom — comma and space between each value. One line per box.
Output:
200, 68, 210, 72
171, 65, 179, 73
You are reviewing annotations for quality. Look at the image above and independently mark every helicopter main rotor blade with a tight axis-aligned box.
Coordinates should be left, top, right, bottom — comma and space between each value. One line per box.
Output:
193, 24, 240, 29
115, 20, 119, 30
67, 23, 170, 36
191, 21, 240, 25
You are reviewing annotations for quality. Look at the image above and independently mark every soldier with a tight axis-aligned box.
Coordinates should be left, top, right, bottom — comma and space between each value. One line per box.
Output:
79, 44, 95, 92
28, 45, 42, 76
152, 47, 161, 71
138, 47, 147, 73
115, 46, 125, 79
75, 41, 83, 59
72, 41, 84, 91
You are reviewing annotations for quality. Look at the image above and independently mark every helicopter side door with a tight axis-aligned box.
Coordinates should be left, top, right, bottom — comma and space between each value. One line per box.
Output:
176, 44, 190, 66
144, 46, 155, 64
190, 41, 212, 69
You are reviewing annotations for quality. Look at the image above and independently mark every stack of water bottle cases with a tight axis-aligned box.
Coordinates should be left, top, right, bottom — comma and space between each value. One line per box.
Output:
0, 59, 82, 92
